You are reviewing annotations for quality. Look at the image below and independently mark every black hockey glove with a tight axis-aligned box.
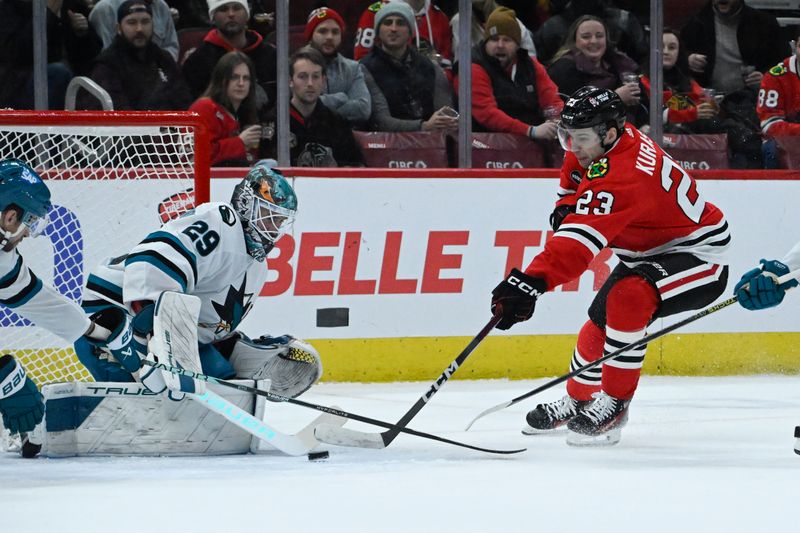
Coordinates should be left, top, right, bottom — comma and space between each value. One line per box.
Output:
549, 204, 575, 231
491, 268, 547, 330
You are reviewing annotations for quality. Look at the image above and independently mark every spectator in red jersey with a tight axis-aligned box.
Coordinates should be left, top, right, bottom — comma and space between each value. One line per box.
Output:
454, 7, 562, 142
637, 28, 719, 133
757, 31, 800, 168
354, 0, 452, 69
189, 51, 261, 166
360, 1, 457, 133
757, 32, 800, 138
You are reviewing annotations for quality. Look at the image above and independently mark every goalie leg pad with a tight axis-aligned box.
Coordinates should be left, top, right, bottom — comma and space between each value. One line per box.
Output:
229, 335, 323, 398
199, 343, 236, 379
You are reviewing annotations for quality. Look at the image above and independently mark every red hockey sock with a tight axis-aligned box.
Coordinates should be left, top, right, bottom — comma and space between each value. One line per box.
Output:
566, 319, 605, 401
601, 276, 659, 400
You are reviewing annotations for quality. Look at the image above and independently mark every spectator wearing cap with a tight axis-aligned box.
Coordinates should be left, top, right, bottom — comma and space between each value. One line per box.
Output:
305, 7, 371, 127
89, 0, 179, 60
360, 1, 456, 133
182, 0, 277, 114
80, 0, 192, 110
455, 7, 562, 142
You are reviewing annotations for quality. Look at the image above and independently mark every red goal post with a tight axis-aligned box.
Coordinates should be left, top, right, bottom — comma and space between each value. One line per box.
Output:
0, 110, 210, 387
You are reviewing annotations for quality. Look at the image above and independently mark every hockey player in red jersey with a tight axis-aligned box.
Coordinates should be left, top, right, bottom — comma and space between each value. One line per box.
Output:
490, 86, 731, 446
757, 33, 800, 138
353, 0, 452, 67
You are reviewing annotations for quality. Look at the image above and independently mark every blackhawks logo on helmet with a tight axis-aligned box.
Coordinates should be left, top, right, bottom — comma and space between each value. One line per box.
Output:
587, 157, 609, 180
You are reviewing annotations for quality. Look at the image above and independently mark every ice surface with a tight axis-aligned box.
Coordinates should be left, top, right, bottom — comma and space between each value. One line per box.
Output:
2, 376, 798, 533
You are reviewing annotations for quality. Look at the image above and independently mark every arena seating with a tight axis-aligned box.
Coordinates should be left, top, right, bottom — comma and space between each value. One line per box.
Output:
353, 131, 448, 168
662, 133, 730, 170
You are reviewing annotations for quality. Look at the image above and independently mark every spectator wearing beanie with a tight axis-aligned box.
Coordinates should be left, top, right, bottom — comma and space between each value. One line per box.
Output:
454, 7, 563, 142
353, 0, 452, 68
305, 7, 371, 126
359, 0, 457, 132
81, 0, 193, 110
182, 0, 277, 113
89, 0, 179, 60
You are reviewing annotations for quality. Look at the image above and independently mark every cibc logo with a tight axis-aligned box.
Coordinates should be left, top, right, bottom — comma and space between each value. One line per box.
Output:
485, 161, 524, 169
388, 161, 428, 168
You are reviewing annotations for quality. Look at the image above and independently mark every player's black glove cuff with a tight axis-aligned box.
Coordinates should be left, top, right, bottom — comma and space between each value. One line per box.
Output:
491, 268, 546, 330
549, 204, 575, 231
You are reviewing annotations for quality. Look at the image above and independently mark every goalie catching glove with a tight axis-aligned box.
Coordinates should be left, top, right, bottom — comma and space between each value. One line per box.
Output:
735, 259, 799, 311
229, 334, 322, 398
491, 268, 547, 330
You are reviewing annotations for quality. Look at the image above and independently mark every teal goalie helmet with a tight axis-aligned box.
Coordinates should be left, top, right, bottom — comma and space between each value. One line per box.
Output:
231, 165, 297, 261
0, 159, 51, 244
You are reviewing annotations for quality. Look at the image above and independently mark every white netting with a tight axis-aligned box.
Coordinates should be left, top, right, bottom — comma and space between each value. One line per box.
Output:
0, 111, 208, 389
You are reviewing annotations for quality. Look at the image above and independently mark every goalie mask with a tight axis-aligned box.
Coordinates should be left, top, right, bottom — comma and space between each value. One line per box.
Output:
231, 165, 297, 261
557, 86, 626, 154
0, 159, 51, 247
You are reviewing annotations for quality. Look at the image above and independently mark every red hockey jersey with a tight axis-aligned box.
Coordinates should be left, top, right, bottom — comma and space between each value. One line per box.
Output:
757, 55, 800, 137
526, 125, 730, 290
353, 0, 453, 65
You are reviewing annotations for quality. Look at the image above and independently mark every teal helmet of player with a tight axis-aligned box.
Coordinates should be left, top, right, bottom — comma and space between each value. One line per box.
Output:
0, 159, 51, 247
231, 164, 297, 261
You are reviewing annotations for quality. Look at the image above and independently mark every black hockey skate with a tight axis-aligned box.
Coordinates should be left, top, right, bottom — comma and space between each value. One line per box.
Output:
794, 426, 800, 456
566, 392, 630, 446
522, 395, 590, 435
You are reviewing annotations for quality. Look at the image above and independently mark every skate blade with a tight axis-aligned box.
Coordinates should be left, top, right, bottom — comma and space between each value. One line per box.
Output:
566, 427, 622, 447
521, 424, 568, 436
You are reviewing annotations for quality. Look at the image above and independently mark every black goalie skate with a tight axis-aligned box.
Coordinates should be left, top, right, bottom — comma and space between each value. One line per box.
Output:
522, 395, 590, 435
566, 392, 630, 446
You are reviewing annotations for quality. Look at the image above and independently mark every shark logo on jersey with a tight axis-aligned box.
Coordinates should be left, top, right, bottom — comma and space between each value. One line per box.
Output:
208, 276, 254, 334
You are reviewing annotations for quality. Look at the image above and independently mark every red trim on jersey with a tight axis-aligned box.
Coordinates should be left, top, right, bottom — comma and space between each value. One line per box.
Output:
658, 263, 721, 295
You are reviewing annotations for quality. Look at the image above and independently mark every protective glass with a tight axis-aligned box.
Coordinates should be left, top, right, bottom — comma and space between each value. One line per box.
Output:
250, 196, 295, 243
21, 211, 48, 237
557, 123, 602, 153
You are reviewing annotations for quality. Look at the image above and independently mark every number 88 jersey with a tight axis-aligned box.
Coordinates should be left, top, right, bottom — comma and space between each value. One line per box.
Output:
757, 55, 800, 137
84, 202, 267, 344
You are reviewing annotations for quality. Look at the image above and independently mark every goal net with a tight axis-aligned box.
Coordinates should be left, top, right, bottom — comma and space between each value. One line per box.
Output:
0, 111, 210, 389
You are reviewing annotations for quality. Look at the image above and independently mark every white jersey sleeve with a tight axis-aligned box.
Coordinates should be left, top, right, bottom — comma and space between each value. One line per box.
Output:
781, 240, 800, 272
0, 249, 90, 342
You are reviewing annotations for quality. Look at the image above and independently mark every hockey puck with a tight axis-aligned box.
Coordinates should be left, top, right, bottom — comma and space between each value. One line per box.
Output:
307, 451, 330, 461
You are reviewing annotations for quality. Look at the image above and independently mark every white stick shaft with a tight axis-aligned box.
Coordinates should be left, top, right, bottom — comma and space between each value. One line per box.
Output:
190, 389, 316, 456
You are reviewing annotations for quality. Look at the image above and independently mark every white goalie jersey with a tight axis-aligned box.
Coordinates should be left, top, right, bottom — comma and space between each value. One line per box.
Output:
82, 202, 267, 344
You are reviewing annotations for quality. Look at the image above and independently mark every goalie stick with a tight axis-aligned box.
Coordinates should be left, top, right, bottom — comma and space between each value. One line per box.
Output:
141, 357, 525, 455
314, 315, 501, 450
464, 268, 800, 430
150, 291, 341, 456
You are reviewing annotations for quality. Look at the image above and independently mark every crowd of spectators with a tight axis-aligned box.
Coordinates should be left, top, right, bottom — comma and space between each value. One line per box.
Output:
1, 0, 799, 169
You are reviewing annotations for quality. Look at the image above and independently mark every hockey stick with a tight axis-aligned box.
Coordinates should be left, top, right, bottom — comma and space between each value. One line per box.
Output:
141, 358, 525, 455
191, 388, 343, 456
464, 268, 800, 430
314, 314, 501, 450
149, 291, 339, 456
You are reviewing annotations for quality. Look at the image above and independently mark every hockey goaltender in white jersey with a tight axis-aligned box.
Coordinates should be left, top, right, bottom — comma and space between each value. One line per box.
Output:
44, 165, 331, 457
